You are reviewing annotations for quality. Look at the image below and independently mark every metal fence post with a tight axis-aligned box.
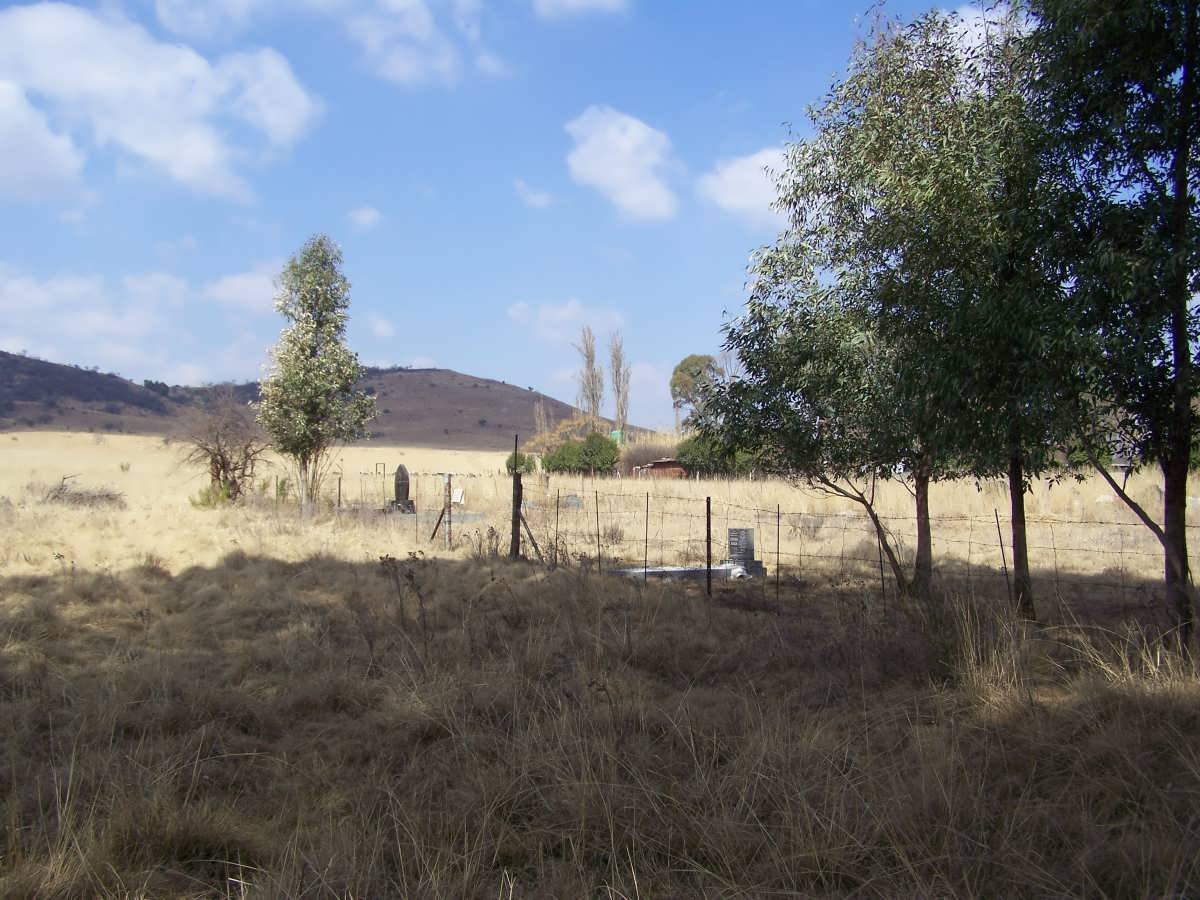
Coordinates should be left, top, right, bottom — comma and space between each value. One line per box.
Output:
644, 492, 649, 581
594, 490, 602, 575
706, 496, 712, 597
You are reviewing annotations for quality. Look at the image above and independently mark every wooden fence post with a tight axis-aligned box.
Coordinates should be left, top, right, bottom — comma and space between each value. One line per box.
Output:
510, 435, 521, 559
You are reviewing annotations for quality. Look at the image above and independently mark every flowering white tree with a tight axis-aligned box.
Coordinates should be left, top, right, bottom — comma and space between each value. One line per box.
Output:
257, 234, 375, 508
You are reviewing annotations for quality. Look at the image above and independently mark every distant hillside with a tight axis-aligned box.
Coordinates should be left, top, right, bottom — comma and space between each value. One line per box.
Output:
0, 352, 602, 451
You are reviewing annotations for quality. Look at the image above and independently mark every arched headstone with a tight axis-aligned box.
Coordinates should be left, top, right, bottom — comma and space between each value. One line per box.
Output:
392, 464, 415, 513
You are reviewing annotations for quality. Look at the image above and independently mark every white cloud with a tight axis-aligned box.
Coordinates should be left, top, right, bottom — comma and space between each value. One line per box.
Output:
508, 297, 623, 344
0, 334, 61, 361
532, 0, 628, 18
167, 361, 210, 385
0, 3, 319, 200
696, 146, 786, 229
154, 0, 263, 40
514, 178, 554, 208
368, 313, 395, 338
347, 4, 462, 85
219, 48, 320, 147
949, 4, 1027, 57
0, 259, 287, 385
348, 205, 384, 229
565, 105, 677, 221
123, 272, 191, 310
202, 261, 279, 313
0, 81, 84, 203
154, 0, 513, 88
0, 262, 180, 374
474, 51, 510, 76
156, 235, 199, 259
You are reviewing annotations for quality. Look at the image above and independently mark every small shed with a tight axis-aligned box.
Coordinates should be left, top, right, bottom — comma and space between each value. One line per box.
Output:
633, 458, 687, 479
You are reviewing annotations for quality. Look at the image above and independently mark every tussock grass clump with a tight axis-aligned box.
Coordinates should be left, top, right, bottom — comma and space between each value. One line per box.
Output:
1, 553, 1198, 897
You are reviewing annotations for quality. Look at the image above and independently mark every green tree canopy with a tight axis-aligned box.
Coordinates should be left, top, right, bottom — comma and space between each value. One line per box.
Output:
257, 235, 376, 507
1029, 0, 1200, 644
670, 354, 721, 422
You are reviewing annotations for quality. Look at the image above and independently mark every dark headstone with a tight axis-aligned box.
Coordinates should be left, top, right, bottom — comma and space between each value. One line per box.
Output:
727, 528, 765, 577
391, 464, 415, 513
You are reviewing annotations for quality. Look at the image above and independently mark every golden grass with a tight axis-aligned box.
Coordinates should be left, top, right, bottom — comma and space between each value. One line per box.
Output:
1, 431, 1198, 896
0, 431, 1180, 586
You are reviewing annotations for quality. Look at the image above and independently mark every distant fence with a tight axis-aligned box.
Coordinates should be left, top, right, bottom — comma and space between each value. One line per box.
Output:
326, 465, 1195, 607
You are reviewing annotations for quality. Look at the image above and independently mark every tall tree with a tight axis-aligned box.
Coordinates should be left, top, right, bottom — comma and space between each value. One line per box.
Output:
1029, 0, 1200, 643
784, 9, 1086, 615
574, 325, 604, 424
698, 264, 947, 598
609, 330, 631, 438
670, 353, 720, 427
257, 235, 376, 508
532, 396, 551, 439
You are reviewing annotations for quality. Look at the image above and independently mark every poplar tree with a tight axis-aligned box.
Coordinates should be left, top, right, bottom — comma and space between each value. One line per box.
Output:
609, 330, 631, 438
574, 325, 604, 424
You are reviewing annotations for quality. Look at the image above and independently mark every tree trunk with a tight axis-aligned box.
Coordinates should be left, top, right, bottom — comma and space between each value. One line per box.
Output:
1163, 452, 1192, 648
1007, 444, 1035, 619
297, 456, 313, 511
1164, 0, 1196, 650
815, 475, 910, 595
911, 464, 932, 600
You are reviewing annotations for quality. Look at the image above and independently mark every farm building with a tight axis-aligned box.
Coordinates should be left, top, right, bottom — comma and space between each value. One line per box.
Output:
632, 458, 687, 479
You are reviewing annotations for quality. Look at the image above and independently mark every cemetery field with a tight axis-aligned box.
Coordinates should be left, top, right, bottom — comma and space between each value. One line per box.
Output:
0, 430, 1182, 588
2, 431, 1199, 896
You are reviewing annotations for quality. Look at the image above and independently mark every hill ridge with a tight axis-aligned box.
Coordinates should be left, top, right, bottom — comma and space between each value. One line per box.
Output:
0, 350, 605, 451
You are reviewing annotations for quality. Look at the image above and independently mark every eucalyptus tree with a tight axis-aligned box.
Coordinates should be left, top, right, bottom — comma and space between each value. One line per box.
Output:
258, 235, 376, 509
698, 250, 949, 598
1028, 0, 1200, 644
799, 9, 1086, 616
670, 353, 721, 426
705, 9, 1091, 612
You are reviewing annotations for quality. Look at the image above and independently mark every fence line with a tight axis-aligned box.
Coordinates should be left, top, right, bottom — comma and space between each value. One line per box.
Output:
334, 469, 1187, 601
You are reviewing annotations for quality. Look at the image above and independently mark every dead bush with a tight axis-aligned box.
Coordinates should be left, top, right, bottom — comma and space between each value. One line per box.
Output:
38, 475, 125, 508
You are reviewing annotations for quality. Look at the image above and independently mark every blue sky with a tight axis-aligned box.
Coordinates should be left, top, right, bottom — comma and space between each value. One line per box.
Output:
0, 0, 954, 429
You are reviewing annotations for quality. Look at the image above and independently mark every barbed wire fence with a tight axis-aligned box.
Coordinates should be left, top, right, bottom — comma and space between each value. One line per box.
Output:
336, 459, 1188, 609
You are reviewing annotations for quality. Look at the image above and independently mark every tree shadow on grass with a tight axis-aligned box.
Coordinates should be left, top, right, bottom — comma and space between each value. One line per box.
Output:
0, 552, 1195, 897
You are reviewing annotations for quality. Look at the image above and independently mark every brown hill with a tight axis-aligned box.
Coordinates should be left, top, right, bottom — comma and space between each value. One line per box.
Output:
0, 352, 598, 451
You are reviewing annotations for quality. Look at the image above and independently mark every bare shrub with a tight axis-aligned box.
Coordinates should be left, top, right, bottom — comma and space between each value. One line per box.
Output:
38, 475, 125, 508
180, 392, 269, 503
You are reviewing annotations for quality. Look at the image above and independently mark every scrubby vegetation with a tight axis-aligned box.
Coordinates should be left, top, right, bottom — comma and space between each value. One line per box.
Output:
541, 433, 620, 475
505, 450, 537, 475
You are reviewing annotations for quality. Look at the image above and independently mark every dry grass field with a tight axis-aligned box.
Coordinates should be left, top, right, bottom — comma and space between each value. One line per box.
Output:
2, 432, 1199, 897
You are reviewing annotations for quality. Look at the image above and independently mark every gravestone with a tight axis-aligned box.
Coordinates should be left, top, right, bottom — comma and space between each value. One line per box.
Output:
727, 528, 765, 577
392, 464, 415, 513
